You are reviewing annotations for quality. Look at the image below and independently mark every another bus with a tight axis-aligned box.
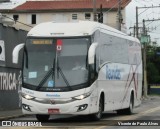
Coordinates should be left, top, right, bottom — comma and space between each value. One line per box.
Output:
13, 21, 142, 121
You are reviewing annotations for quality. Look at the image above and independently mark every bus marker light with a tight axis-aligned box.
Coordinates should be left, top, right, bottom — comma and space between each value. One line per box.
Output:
77, 104, 88, 112
22, 104, 31, 111
57, 39, 62, 51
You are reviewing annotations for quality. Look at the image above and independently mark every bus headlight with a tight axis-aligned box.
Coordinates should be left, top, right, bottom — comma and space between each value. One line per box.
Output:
22, 93, 35, 100
72, 92, 91, 100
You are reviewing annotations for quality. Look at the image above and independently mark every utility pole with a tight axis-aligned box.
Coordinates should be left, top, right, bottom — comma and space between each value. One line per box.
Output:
135, 5, 160, 98
136, 6, 139, 38
98, 4, 103, 23
135, 5, 160, 38
141, 18, 160, 98
117, 0, 123, 31
142, 19, 148, 98
93, 0, 97, 21
131, 26, 136, 37
133, 25, 136, 37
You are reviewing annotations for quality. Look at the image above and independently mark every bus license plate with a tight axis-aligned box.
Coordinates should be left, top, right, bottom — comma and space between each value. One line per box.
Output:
48, 109, 59, 114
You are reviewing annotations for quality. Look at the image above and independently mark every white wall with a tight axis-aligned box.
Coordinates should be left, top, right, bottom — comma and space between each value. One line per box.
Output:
2, 9, 126, 31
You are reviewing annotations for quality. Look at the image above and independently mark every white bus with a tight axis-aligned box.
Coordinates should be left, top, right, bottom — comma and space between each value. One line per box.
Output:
13, 21, 142, 121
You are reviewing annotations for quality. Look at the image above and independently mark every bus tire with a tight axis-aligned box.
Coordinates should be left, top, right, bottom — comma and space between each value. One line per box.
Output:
125, 93, 134, 115
90, 96, 103, 121
36, 114, 50, 122
117, 93, 134, 115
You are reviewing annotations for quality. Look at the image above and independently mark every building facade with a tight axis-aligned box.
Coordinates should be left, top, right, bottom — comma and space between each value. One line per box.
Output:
0, 0, 131, 31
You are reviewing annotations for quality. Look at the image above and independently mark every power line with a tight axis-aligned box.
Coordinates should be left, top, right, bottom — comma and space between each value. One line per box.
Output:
1, 15, 33, 28
149, 23, 160, 33
136, 5, 160, 38
149, 31, 160, 34
146, 21, 154, 26
92, 0, 122, 23
97, 0, 129, 19
144, 18, 160, 33
96, 0, 129, 30
138, 8, 149, 16
145, 18, 160, 22
142, 0, 160, 4
137, 5, 160, 9
134, 0, 147, 6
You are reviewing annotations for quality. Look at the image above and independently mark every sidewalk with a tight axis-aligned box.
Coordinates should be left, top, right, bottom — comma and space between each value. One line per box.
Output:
0, 109, 25, 121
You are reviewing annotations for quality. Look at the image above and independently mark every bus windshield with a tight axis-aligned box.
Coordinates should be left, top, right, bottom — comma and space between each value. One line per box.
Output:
23, 37, 90, 91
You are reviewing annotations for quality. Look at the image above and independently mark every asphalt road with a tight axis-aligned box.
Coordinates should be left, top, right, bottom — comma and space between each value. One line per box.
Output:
1, 96, 160, 129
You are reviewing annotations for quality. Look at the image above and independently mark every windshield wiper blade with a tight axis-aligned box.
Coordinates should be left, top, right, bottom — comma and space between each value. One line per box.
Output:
24, 46, 28, 68
36, 68, 54, 90
36, 59, 55, 91
57, 58, 72, 90
57, 66, 72, 91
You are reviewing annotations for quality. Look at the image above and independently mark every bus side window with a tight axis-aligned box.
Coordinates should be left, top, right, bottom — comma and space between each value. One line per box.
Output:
98, 44, 109, 66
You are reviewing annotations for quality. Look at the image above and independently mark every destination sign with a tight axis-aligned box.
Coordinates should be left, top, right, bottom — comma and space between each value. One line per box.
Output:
32, 40, 52, 45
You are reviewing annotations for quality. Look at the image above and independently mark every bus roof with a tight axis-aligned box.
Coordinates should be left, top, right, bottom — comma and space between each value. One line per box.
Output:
28, 21, 139, 43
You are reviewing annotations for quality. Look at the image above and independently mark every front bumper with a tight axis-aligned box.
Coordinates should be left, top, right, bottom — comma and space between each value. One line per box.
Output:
22, 97, 92, 115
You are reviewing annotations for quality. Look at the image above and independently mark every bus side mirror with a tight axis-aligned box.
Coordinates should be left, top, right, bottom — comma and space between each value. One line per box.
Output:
12, 43, 25, 64
88, 42, 98, 64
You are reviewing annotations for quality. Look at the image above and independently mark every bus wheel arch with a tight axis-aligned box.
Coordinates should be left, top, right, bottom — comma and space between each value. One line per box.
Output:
127, 90, 134, 114
100, 92, 105, 112
90, 91, 105, 121
117, 90, 134, 115
131, 90, 134, 108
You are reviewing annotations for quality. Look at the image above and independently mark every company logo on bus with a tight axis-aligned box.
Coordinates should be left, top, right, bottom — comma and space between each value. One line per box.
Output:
50, 99, 55, 104
46, 94, 60, 97
106, 65, 121, 80
23, 89, 34, 95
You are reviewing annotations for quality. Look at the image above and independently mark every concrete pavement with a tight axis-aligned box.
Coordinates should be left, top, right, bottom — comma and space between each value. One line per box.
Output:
0, 109, 25, 121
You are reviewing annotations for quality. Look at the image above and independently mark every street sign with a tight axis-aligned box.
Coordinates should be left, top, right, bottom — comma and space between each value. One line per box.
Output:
140, 35, 150, 44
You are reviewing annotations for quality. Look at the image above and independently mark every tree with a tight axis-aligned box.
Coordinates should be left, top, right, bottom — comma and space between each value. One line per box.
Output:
146, 45, 160, 85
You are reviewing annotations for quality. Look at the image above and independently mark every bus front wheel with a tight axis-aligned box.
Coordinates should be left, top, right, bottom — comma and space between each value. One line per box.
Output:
90, 96, 103, 121
36, 114, 50, 122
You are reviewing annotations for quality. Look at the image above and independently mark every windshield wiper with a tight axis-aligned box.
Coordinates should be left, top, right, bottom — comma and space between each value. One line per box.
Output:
36, 59, 55, 91
24, 47, 28, 68
57, 58, 72, 90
